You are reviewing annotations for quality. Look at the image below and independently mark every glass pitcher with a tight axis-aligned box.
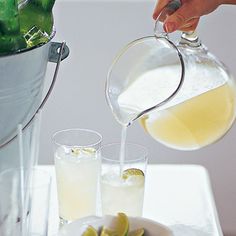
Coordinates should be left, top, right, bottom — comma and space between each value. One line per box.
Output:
106, 0, 236, 151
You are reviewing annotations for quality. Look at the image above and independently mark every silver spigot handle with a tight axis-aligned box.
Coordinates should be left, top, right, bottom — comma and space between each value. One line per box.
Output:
0, 41, 69, 149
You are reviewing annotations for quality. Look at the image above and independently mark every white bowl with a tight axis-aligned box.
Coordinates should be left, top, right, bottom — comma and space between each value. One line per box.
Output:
58, 215, 173, 236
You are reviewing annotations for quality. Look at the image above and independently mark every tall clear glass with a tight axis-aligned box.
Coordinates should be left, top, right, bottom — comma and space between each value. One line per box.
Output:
101, 143, 148, 217
0, 168, 51, 236
53, 128, 102, 224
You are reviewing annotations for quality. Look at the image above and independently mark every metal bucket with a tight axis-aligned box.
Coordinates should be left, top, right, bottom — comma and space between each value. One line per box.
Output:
0, 31, 69, 171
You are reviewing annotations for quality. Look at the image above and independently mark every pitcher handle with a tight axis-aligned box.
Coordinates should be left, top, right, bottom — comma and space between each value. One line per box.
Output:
0, 41, 69, 148
154, 0, 202, 47
133, 0, 186, 124
154, 0, 181, 38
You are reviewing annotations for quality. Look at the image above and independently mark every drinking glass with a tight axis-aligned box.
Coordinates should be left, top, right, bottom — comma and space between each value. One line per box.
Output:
100, 143, 148, 217
0, 168, 51, 236
53, 128, 102, 224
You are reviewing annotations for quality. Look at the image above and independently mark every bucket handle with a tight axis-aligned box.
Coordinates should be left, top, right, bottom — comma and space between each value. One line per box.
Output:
0, 41, 70, 149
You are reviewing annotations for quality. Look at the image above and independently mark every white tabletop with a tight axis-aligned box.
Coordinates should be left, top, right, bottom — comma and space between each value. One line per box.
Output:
39, 165, 223, 236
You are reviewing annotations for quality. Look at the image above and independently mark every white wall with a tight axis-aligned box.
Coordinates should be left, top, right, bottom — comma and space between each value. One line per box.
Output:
40, 1, 236, 234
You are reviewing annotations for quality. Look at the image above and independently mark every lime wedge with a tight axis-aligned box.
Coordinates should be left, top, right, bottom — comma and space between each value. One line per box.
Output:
81, 147, 96, 155
71, 147, 96, 156
71, 147, 80, 156
100, 226, 117, 236
115, 213, 129, 236
128, 228, 144, 236
82, 225, 98, 236
122, 168, 144, 180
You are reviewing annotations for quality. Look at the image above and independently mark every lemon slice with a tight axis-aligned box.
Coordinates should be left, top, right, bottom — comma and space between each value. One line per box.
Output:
82, 225, 98, 236
115, 213, 129, 236
122, 168, 144, 180
100, 226, 117, 236
128, 228, 144, 236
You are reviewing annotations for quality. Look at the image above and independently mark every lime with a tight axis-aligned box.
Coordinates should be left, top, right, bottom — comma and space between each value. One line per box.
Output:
122, 168, 144, 180
100, 226, 117, 236
82, 225, 98, 236
81, 147, 96, 155
128, 228, 144, 236
115, 213, 129, 236
71, 147, 96, 156
71, 147, 80, 156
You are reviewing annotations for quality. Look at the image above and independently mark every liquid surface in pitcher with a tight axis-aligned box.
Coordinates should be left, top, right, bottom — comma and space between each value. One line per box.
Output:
141, 82, 236, 150
118, 64, 236, 150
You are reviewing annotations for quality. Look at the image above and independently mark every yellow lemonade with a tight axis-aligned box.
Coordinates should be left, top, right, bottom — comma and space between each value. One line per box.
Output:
117, 64, 236, 150
141, 83, 236, 150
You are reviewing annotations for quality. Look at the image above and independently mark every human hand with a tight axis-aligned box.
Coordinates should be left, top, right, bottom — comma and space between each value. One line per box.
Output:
153, 0, 222, 32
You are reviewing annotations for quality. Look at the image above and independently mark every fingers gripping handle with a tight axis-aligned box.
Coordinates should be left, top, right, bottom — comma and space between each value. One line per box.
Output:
154, 0, 181, 37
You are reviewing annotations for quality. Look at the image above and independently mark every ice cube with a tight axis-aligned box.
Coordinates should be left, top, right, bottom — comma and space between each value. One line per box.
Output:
24, 26, 50, 47
125, 175, 145, 186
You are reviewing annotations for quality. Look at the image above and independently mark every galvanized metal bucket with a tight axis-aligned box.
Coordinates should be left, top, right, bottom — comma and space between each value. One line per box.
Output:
0, 31, 69, 170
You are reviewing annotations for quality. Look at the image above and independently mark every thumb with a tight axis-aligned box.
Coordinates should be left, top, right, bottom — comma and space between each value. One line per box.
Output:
153, 0, 171, 20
